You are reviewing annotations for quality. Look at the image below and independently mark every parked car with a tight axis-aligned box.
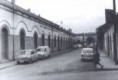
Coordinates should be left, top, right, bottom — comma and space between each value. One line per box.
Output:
81, 48, 94, 61
36, 46, 51, 59
16, 49, 38, 64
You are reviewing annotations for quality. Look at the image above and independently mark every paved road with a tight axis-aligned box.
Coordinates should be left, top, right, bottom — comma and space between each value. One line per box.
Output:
0, 49, 97, 80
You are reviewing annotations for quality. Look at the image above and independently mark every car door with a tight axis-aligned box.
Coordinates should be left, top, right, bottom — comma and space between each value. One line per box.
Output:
43, 48, 47, 57
46, 47, 50, 57
46, 47, 50, 56
31, 51, 36, 61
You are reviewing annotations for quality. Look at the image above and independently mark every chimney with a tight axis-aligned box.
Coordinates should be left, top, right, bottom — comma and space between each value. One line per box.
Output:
69, 28, 72, 32
113, 0, 116, 15
27, 8, 31, 12
11, 0, 15, 4
38, 14, 40, 17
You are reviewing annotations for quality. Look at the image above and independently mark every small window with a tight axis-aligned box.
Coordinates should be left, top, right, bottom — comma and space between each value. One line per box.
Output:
37, 48, 44, 52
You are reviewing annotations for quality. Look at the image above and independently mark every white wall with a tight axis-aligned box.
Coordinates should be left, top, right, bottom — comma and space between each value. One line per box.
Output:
0, 4, 70, 39
104, 25, 114, 59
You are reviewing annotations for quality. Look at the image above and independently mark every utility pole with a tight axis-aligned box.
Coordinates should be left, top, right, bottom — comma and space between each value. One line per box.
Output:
113, 0, 117, 64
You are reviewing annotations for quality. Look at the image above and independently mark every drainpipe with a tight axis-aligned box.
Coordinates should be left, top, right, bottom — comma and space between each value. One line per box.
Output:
113, 0, 117, 64
12, 0, 15, 60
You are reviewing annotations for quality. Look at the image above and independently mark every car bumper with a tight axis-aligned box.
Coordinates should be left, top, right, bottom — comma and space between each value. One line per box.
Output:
81, 55, 94, 60
38, 55, 44, 58
17, 59, 30, 63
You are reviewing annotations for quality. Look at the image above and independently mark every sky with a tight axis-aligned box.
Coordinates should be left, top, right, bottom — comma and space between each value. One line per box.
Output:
7, 0, 118, 33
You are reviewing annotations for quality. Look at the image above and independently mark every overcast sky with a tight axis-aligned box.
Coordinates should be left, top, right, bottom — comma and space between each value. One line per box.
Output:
8, 0, 118, 33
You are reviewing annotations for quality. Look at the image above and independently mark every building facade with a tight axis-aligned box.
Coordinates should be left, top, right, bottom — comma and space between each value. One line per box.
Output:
0, 0, 75, 61
97, 9, 118, 62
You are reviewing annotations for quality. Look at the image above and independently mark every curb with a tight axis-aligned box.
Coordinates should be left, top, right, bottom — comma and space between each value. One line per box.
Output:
0, 49, 74, 70
0, 61, 17, 70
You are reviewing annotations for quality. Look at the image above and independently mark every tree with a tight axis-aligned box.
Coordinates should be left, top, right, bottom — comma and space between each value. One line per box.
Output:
86, 37, 95, 45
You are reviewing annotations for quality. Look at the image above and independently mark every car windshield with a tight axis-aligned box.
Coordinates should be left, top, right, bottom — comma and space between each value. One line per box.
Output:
20, 51, 26, 55
21, 50, 32, 55
83, 49, 93, 53
37, 48, 44, 52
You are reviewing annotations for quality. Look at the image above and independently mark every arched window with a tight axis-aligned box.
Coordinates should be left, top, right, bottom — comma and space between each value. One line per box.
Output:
2, 27, 9, 59
64, 38, 66, 47
54, 36, 56, 47
42, 34, 45, 46
61, 37, 62, 46
20, 29, 25, 50
34, 32, 38, 48
107, 35, 110, 56
48, 35, 51, 47
58, 37, 60, 50
66, 38, 67, 48
110, 35, 112, 54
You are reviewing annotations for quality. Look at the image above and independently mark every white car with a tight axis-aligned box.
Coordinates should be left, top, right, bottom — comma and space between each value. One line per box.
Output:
81, 48, 94, 61
16, 49, 38, 64
36, 46, 51, 59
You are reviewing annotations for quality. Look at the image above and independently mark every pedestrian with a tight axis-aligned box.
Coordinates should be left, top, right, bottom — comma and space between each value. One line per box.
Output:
94, 47, 104, 70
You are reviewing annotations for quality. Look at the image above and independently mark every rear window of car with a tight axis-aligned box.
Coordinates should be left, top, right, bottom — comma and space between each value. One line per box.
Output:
83, 49, 93, 53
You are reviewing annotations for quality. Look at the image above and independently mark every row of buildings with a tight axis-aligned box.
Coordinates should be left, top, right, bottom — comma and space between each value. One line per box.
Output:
97, 9, 118, 64
0, 0, 76, 62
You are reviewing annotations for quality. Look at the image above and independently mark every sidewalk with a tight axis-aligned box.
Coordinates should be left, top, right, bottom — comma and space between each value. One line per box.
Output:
0, 61, 16, 70
100, 50, 118, 70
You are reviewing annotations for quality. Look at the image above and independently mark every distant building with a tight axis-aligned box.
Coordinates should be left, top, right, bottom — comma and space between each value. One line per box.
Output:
75, 32, 97, 46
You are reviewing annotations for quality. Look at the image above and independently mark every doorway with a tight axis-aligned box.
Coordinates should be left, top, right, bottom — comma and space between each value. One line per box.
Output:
2, 27, 9, 59
20, 29, 25, 50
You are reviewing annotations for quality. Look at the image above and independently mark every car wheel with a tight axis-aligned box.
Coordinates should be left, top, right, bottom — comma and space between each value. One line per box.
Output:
47, 55, 51, 58
29, 59, 32, 64
17, 61, 20, 64
42, 55, 45, 59
37, 57, 39, 61
81, 58, 84, 62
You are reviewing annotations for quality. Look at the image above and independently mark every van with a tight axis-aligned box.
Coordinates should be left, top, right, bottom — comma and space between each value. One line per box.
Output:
36, 46, 51, 59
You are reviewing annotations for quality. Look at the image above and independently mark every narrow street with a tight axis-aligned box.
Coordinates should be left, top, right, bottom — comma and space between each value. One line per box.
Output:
0, 49, 95, 80
0, 0, 118, 80
1, 49, 118, 80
